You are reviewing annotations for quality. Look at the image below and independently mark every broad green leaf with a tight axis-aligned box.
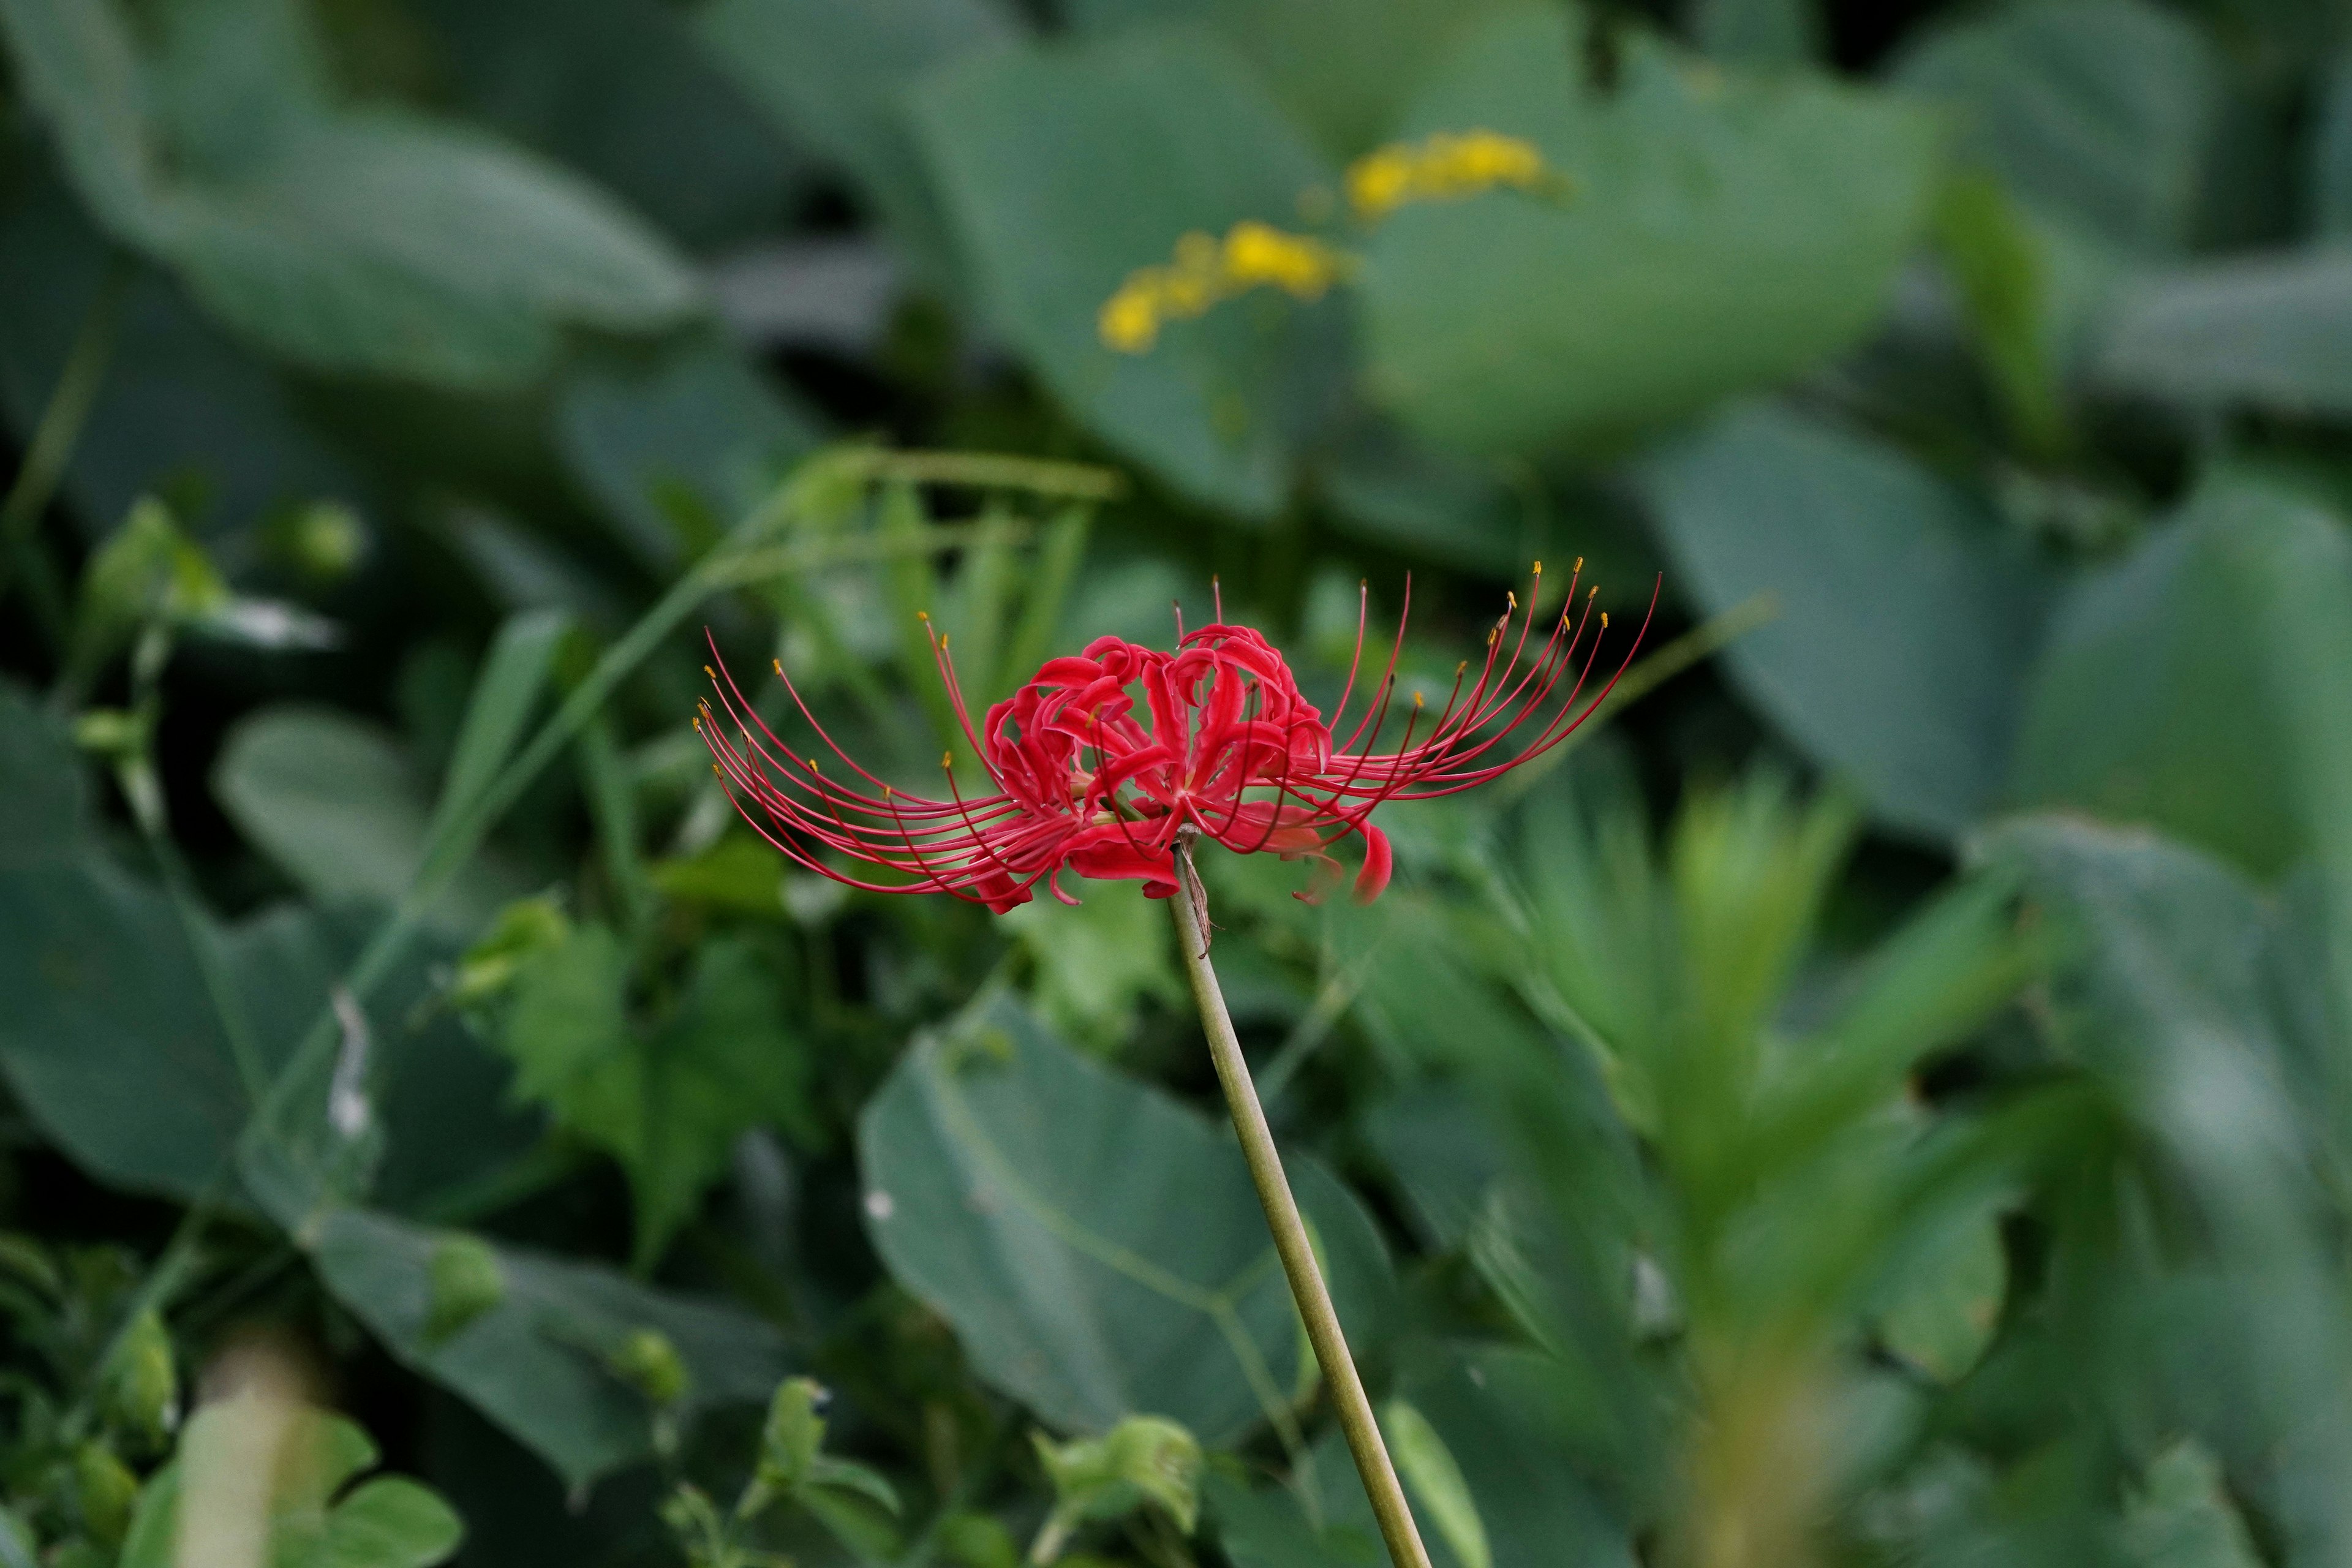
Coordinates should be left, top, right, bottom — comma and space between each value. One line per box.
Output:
0, 170, 366, 543
0, 850, 281, 1199
1693, 0, 1820, 68
2008, 478, 2352, 878
1890, 0, 2222, 254
1001, 881, 1182, 1054
1204, 1471, 1377, 1568
0, 679, 88, 864
502, 929, 818, 1267
1637, 405, 2049, 842
0, 783, 528, 1207
2092, 251, 2352, 418
554, 342, 822, 571
2314, 54, 2352, 239
0, 0, 697, 387
1308, 1344, 1632, 1568
214, 706, 532, 936
411, 0, 810, 252
119, 1397, 462, 1568
909, 28, 1341, 518
310, 1209, 791, 1491
695, 0, 1017, 285
1360, 1084, 1509, 1251
1360, 10, 1938, 454
1313, 418, 1532, 576
858, 995, 1393, 1442
1068, 0, 1527, 160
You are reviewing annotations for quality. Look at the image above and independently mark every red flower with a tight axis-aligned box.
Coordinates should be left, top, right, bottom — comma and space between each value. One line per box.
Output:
699, 565, 1651, 913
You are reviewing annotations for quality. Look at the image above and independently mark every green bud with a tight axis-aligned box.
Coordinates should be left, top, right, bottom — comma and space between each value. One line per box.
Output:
425, 1234, 505, 1344
72, 1444, 137, 1545
611, 1329, 689, 1408
284, 500, 369, 581
1032, 1415, 1200, 1540
758, 1377, 827, 1488
104, 1310, 178, 1448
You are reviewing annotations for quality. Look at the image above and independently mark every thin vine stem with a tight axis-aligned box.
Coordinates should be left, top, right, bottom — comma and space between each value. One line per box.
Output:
1167, 834, 1432, 1568
0, 256, 130, 643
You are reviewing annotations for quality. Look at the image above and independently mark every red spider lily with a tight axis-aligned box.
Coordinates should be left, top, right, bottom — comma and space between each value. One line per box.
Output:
698, 563, 1653, 913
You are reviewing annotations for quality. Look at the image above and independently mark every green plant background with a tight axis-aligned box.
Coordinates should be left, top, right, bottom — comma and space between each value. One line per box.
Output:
0, 0, 2348, 1564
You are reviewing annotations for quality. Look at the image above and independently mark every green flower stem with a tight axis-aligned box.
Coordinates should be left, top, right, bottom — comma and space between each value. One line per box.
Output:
1169, 835, 1432, 1568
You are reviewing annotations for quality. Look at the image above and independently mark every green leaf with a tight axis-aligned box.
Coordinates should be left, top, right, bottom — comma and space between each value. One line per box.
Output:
908, 27, 1340, 518
2092, 251, 2352, 418
423, 610, 571, 862
1001, 881, 1182, 1053
1692, 0, 1820, 68
2008, 477, 2352, 879
0, 830, 527, 1206
2314, 53, 2352, 239
2124, 1442, 2264, 1568
1308, 1344, 1631, 1568
1205, 1471, 1379, 1568
1872, 1204, 2005, 1383
0, 0, 696, 388
1360, 10, 1937, 454
695, 0, 1017, 285
0, 679, 89, 865
119, 1397, 462, 1568
554, 341, 822, 571
1380, 1400, 1490, 1568
410, 0, 810, 253
1068, 0, 1528, 160
0, 850, 276, 1199
1637, 404, 2049, 841
309, 1208, 791, 1492
1890, 0, 2222, 255
502, 929, 818, 1267
214, 706, 532, 937
1931, 172, 2117, 454
857, 995, 1393, 1442
0, 169, 366, 543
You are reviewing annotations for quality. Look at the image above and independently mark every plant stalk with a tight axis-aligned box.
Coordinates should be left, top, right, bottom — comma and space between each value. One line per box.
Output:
1168, 835, 1431, 1568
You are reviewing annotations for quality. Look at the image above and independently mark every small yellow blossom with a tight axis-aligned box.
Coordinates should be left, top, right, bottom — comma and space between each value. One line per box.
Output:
1096, 220, 1349, 354
1344, 129, 1559, 220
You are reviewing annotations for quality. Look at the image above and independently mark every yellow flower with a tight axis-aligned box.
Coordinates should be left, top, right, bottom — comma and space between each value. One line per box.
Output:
1096, 221, 1349, 353
1219, 221, 1343, 299
1344, 128, 1558, 219
1097, 281, 1162, 353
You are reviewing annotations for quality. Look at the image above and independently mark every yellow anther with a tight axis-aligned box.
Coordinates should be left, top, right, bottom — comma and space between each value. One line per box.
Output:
1574, 556, 1584, 571
774, 659, 785, 676
1507, 591, 1517, 611
1601, 612, 1610, 628
703, 664, 715, 677
917, 610, 930, 621
1414, 692, 1425, 709
711, 763, 721, 777
1456, 661, 1467, 676
1532, 560, 1543, 575
941, 633, 950, 651
942, 752, 954, 769
692, 715, 702, 731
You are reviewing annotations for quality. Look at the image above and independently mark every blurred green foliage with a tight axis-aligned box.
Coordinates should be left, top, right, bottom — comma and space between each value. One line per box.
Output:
0, 0, 2350, 1566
